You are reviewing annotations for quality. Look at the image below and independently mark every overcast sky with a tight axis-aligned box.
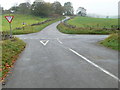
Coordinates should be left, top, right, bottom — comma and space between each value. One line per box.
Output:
0, 0, 119, 16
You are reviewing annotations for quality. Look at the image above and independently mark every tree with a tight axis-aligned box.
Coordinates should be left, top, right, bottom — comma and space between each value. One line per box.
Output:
18, 2, 31, 14
9, 6, 19, 14
31, 1, 52, 17
52, 1, 63, 15
64, 2, 74, 16
76, 7, 86, 16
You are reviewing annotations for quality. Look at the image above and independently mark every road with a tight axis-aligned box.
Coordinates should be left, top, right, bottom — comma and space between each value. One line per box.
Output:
3, 19, 119, 88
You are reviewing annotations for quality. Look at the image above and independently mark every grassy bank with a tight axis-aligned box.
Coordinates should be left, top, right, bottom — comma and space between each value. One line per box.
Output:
1, 38, 26, 81
57, 23, 118, 34
100, 33, 119, 51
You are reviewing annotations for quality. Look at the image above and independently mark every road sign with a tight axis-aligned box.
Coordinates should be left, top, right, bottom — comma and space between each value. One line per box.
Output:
5, 16, 14, 23
4, 16, 14, 38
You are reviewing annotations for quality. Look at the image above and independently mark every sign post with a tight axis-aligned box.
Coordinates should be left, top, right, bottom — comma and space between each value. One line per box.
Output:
5, 16, 14, 38
9, 23, 12, 38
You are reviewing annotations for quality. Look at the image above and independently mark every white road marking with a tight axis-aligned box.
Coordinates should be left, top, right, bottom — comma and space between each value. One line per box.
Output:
40, 40, 49, 46
69, 48, 120, 82
57, 38, 63, 44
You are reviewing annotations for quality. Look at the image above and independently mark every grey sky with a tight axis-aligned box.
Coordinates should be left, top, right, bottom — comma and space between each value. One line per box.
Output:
0, 0, 119, 16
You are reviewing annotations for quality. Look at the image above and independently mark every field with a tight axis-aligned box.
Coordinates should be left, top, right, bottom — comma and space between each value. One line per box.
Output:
0, 38, 26, 81
2, 14, 48, 31
2, 14, 64, 35
57, 16, 118, 34
67, 16, 118, 29
11, 17, 64, 35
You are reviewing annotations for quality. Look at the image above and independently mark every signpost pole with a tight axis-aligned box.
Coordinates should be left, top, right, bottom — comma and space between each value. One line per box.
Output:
9, 23, 12, 38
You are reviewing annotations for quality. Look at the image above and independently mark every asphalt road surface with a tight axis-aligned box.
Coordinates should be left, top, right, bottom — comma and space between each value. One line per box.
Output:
4, 19, 119, 88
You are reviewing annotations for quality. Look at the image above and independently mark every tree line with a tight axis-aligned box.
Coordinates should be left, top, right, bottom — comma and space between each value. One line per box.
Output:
2, 0, 75, 17
1, 0, 87, 17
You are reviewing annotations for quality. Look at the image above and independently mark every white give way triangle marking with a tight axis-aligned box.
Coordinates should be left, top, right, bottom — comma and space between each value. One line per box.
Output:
40, 40, 49, 46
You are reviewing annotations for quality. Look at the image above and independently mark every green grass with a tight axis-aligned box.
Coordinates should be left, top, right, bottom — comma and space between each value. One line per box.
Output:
11, 17, 64, 35
67, 16, 118, 28
100, 33, 119, 51
57, 23, 118, 34
57, 16, 118, 34
2, 14, 64, 35
2, 14, 48, 31
0, 37, 26, 81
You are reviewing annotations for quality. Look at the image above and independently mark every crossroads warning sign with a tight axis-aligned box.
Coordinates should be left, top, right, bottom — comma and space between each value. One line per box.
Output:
5, 16, 14, 23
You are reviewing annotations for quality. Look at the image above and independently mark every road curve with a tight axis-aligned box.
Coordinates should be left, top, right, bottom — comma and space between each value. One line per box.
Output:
3, 19, 118, 88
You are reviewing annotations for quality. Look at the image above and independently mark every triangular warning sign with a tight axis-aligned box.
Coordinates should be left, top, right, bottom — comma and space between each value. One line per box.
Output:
5, 16, 14, 23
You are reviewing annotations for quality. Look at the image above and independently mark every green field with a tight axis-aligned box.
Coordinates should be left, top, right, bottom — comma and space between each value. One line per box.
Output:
100, 34, 119, 51
12, 17, 64, 35
2, 14, 48, 31
2, 14, 64, 35
67, 16, 118, 28
57, 16, 118, 34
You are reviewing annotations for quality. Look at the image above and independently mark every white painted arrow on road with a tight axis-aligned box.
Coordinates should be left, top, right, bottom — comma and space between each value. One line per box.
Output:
40, 40, 49, 46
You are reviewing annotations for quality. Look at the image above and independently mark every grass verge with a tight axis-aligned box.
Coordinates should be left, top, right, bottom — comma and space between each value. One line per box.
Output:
100, 33, 119, 51
0, 37, 26, 82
